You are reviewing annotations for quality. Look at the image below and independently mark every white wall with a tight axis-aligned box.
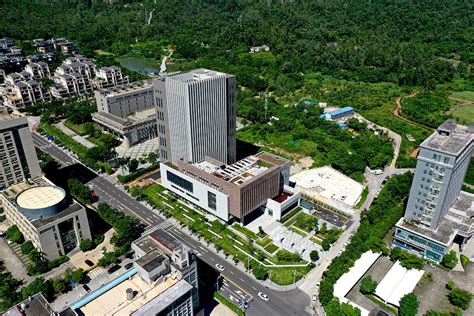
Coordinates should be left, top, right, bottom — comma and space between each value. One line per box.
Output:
161, 163, 229, 221
265, 185, 301, 220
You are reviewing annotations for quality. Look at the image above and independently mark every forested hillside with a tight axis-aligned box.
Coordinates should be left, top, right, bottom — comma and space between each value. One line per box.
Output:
1, 0, 472, 87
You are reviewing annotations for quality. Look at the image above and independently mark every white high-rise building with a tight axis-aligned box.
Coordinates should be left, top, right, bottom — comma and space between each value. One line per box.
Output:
154, 69, 236, 164
404, 120, 474, 229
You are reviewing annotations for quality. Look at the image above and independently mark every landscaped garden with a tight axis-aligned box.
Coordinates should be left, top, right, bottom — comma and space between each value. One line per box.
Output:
140, 184, 313, 285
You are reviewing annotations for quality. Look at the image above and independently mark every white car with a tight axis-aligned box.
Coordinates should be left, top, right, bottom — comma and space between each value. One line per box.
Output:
312, 294, 317, 302
258, 292, 269, 301
7, 240, 13, 245
215, 264, 225, 272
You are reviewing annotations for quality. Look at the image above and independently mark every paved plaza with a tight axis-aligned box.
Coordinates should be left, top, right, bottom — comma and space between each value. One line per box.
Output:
115, 138, 159, 159
263, 220, 321, 262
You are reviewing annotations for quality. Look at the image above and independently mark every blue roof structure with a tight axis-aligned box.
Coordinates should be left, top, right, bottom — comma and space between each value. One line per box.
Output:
336, 121, 348, 129
327, 106, 354, 117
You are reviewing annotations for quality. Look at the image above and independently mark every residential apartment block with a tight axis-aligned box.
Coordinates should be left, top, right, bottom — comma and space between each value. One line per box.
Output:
33, 38, 79, 55
0, 115, 41, 188
394, 120, 474, 262
2, 66, 52, 107
93, 65, 129, 89
92, 80, 156, 148
153, 69, 237, 164
1, 176, 92, 259
51, 55, 97, 98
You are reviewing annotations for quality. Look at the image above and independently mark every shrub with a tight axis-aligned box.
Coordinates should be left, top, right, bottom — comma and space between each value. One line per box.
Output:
252, 265, 268, 280
460, 254, 469, 268
21, 241, 35, 255
94, 234, 105, 245
310, 250, 319, 262
448, 287, 473, 310
321, 239, 331, 251
359, 276, 377, 294
447, 280, 456, 290
441, 250, 458, 270
399, 293, 419, 316
6, 225, 24, 244
390, 247, 424, 270
276, 249, 301, 262
79, 239, 94, 252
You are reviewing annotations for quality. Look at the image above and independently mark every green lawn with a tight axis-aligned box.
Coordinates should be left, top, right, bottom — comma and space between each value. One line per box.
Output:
449, 91, 474, 102
280, 206, 302, 224
232, 224, 258, 240
264, 243, 279, 254
356, 186, 369, 209
64, 120, 88, 136
140, 184, 310, 285
38, 123, 88, 157
452, 103, 474, 125
256, 237, 272, 247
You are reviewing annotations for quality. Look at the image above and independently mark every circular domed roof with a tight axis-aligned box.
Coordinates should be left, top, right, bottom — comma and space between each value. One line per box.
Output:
16, 186, 66, 210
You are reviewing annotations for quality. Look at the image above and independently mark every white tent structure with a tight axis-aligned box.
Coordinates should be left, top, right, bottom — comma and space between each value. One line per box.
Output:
333, 251, 381, 316
375, 261, 424, 307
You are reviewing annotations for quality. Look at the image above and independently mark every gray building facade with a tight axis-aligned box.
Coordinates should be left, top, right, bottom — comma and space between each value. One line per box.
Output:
0, 116, 41, 188
154, 69, 236, 165
405, 120, 474, 229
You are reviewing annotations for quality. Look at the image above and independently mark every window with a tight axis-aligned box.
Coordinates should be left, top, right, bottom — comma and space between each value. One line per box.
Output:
444, 157, 449, 164
167, 171, 193, 193
208, 192, 216, 210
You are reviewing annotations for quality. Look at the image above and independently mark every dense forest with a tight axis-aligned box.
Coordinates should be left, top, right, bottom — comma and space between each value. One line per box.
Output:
1, 0, 472, 87
2, 0, 472, 169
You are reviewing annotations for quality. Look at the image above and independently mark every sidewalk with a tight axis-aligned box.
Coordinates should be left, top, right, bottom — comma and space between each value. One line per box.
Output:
55, 120, 96, 149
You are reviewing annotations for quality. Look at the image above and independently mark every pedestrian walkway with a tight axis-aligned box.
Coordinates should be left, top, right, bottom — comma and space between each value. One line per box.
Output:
88, 267, 105, 280
9, 242, 31, 266
141, 219, 174, 236
55, 120, 96, 149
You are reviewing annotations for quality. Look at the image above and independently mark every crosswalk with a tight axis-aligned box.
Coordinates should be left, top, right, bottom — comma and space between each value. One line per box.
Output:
87, 267, 105, 279
141, 220, 175, 236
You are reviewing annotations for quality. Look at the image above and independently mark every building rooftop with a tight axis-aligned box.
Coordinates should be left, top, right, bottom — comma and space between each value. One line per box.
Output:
421, 120, 474, 155
16, 186, 65, 210
135, 249, 167, 272
397, 191, 474, 245
132, 279, 192, 316
149, 228, 183, 253
78, 273, 180, 316
0, 293, 53, 316
168, 68, 231, 84
99, 80, 152, 97
193, 153, 279, 186
326, 106, 354, 117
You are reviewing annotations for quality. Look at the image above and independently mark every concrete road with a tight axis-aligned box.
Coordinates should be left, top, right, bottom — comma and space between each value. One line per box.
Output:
33, 133, 312, 316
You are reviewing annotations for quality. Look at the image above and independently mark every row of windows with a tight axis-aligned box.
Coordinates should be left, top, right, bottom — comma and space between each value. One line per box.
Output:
167, 171, 193, 193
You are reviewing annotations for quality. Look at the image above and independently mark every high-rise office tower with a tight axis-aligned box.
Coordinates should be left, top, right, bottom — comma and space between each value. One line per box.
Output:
0, 115, 41, 188
404, 120, 474, 229
154, 69, 236, 164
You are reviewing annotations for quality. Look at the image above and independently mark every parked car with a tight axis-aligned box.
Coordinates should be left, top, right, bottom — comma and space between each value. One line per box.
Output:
107, 264, 121, 274
124, 262, 134, 270
258, 292, 269, 301
215, 264, 225, 272
7, 240, 13, 245
312, 294, 317, 302
0, 230, 4, 237
85, 259, 94, 267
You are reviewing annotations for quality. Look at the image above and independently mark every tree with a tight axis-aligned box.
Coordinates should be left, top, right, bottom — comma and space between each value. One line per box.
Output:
52, 278, 68, 294
252, 265, 268, 280
6, 226, 24, 244
128, 159, 139, 173
129, 186, 141, 198
310, 250, 319, 262
321, 239, 331, 251
441, 250, 458, 270
21, 278, 53, 301
399, 293, 419, 316
359, 276, 377, 294
448, 287, 473, 310
21, 241, 35, 255
67, 178, 92, 204
79, 239, 94, 252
